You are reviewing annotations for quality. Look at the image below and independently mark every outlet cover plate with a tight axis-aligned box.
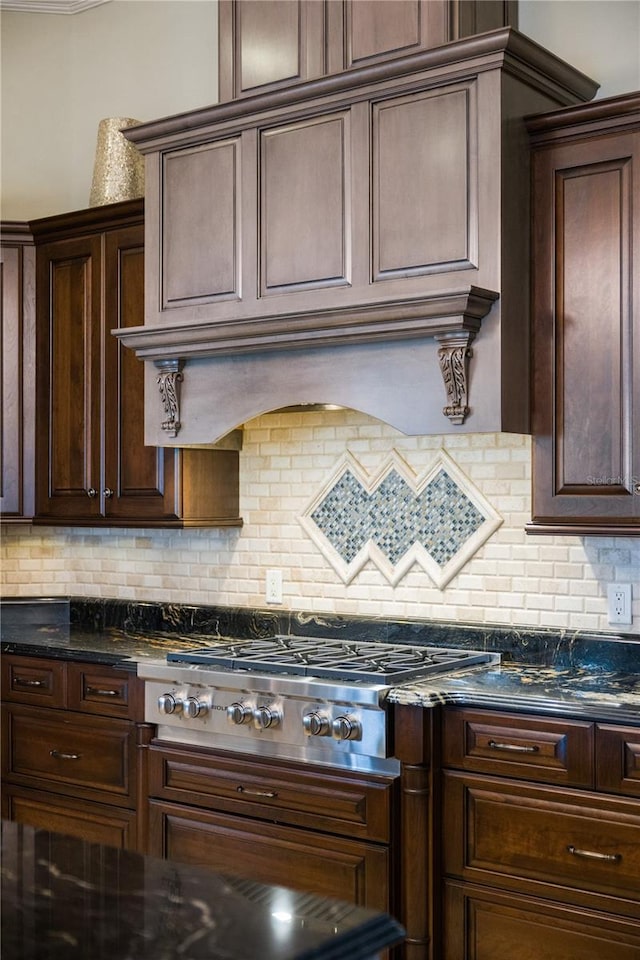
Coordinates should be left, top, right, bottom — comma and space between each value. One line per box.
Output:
607, 583, 632, 625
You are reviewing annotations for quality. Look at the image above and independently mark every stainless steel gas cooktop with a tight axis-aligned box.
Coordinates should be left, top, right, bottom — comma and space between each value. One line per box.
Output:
140, 636, 499, 774
166, 636, 493, 684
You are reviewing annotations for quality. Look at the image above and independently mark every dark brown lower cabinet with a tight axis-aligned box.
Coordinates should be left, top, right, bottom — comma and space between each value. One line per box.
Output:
145, 743, 394, 913
443, 882, 640, 960
440, 708, 640, 960
1, 654, 145, 851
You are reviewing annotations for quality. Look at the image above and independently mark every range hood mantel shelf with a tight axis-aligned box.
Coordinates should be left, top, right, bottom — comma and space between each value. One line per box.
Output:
115, 287, 497, 360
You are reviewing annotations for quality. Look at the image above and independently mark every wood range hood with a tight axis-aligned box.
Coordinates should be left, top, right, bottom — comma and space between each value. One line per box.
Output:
116, 28, 598, 446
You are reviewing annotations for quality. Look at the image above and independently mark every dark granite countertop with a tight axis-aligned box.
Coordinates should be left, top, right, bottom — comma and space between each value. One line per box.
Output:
2, 597, 639, 725
385, 658, 640, 723
1, 820, 404, 960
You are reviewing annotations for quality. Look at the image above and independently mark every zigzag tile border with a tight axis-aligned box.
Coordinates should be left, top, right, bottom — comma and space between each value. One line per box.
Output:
300, 449, 502, 589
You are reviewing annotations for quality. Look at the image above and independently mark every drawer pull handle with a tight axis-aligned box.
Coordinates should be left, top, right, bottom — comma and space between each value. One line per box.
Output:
567, 845, 622, 863
14, 677, 47, 688
85, 686, 120, 697
487, 740, 540, 754
236, 785, 278, 799
50, 750, 81, 761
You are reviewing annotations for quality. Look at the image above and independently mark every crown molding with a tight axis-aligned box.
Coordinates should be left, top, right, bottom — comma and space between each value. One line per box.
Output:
0, 0, 110, 13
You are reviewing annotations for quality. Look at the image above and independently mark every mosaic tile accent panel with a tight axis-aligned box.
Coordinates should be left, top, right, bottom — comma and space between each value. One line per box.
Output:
300, 450, 502, 588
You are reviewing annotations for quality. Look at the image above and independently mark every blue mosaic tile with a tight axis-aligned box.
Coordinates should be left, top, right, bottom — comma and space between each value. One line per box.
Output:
310, 467, 485, 570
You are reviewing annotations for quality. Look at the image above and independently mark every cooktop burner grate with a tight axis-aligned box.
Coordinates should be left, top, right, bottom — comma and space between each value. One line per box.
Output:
166, 636, 493, 684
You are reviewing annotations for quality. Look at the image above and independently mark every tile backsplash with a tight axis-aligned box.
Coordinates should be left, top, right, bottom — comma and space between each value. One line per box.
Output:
1, 410, 638, 633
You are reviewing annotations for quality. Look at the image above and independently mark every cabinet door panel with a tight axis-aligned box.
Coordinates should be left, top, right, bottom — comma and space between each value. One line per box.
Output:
261, 114, 350, 293
35, 236, 102, 520
162, 141, 241, 307
558, 161, 630, 490
444, 881, 640, 960
148, 800, 389, 911
373, 84, 475, 280
104, 225, 179, 521
530, 126, 640, 527
345, 0, 446, 69
0, 234, 35, 520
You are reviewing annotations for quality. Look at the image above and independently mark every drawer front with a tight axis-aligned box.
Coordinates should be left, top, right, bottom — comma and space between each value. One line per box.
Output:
443, 772, 640, 906
3, 704, 136, 806
1, 655, 66, 708
597, 724, 640, 797
67, 662, 142, 720
442, 707, 594, 787
148, 800, 390, 912
444, 881, 640, 960
2, 784, 137, 850
148, 744, 393, 842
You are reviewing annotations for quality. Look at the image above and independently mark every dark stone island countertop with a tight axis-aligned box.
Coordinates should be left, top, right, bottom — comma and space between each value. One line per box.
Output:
1, 820, 403, 960
1, 597, 639, 725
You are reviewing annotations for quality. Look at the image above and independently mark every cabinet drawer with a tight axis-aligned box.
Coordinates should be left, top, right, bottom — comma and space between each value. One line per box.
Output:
67, 662, 142, 719
442, 707, 594, 786
443, 772, 640, 911
148, 744, 393, 842
2, 784, 137, 850
2, 704, 136, 807
597, 724, 640, 797
444, 881, 640, 960
1, 655, 66, 708
148, 799, 390, 912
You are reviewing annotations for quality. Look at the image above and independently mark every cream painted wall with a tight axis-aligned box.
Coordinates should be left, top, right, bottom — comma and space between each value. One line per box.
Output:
1, 0, 217, 219
519, 0, 640, 100
1, 1, 640, 219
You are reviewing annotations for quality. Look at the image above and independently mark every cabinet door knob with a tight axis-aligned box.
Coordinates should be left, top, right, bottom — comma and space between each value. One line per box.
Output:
635, 483, 640, 495
87, 488, 97, 498
103, 487, 114, 499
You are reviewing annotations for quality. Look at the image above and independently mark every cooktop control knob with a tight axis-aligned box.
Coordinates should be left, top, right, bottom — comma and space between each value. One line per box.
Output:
227, 702, 253, 725
253, 705, 282, 730
157, 693, 182, 715
183, 696, 209, 719
332, 715, 362, 742
302, 712, 331, 737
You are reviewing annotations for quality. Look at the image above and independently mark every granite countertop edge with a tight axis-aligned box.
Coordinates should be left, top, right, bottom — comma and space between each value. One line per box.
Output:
2, 629, 639, 726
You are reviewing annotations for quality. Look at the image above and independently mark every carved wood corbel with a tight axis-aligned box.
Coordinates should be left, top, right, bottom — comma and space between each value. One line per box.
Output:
155, 358, 184, 438
435, 331, 475, 425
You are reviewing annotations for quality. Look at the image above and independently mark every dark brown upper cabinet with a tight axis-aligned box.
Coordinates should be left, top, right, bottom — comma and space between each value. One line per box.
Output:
527, 93, 640, 535
31, 201, 241, 528
0, 223, 35, 522
118, 31, 596, 447
218, 0, 518, 102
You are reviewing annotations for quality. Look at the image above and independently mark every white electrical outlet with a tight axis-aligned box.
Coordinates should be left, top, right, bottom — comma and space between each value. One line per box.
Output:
265, 569, 283, 605
607, 583, 632, 625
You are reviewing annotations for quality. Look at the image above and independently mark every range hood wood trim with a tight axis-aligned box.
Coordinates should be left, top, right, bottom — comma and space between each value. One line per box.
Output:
124, 29, 598, 154
114, 286, 498, 361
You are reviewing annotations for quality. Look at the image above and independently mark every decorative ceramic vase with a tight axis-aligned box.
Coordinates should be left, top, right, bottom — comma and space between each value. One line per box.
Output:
89, 117, 144, 206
